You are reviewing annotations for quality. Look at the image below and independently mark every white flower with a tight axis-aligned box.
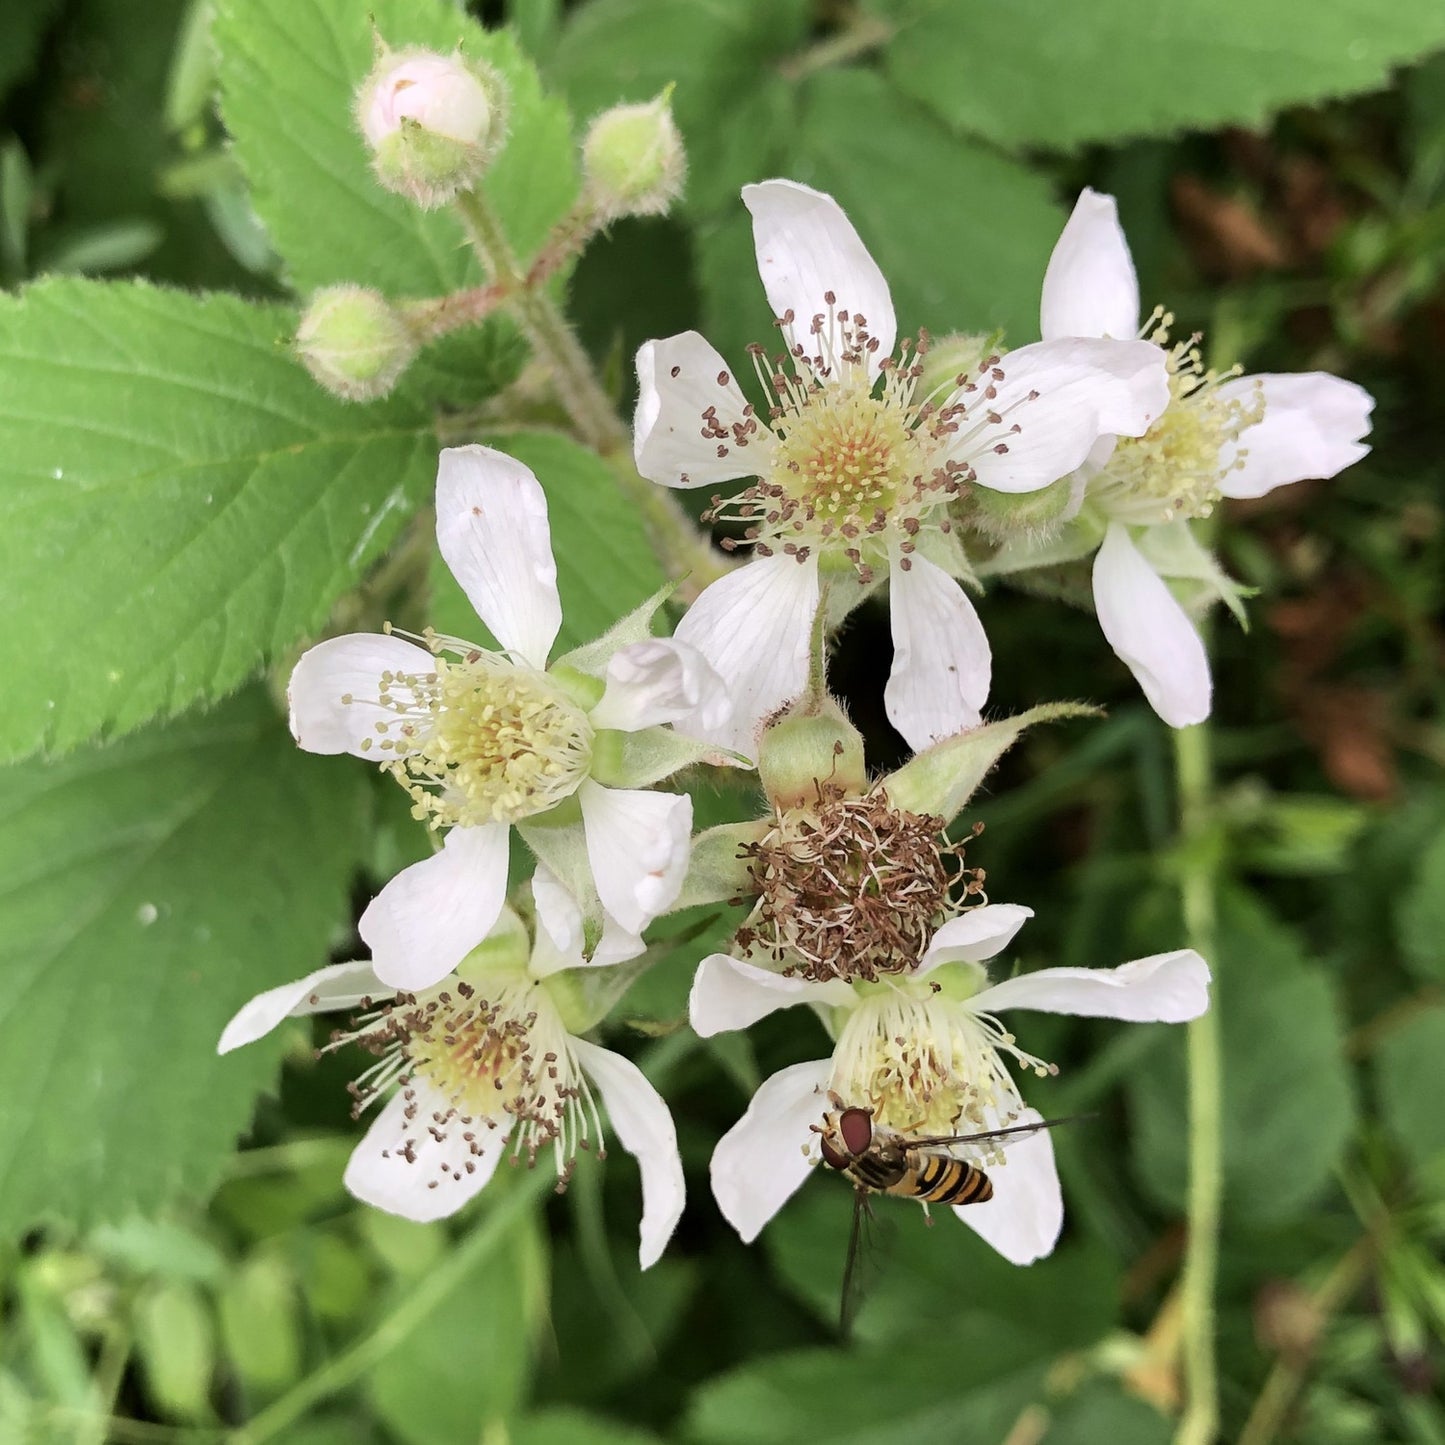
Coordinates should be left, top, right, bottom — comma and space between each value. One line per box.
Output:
218, 887, 684, 1266
633, 179, 1169, 758
690, 904, 1210, 1265
289, 444, 727, 992
1035, 187, 1374, 728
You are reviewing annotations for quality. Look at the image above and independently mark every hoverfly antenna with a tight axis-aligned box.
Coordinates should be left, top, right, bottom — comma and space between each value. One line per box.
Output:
838, 1107, 874, 1156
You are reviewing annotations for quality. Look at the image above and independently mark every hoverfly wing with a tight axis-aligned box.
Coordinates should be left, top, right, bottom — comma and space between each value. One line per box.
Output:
901, 1111, 1094, 1151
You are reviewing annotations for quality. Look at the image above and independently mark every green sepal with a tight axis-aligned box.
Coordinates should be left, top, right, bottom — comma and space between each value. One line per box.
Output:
669, 821, 766, 912
1135, 518, 1253, 628
591, 725, 746, 790
884, 702, 1102, 825
976, 510, 1105, 578
552, 581, 677, 679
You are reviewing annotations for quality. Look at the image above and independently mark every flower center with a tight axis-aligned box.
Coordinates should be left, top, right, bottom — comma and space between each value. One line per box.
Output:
339, 971, 602, 1187
768, 373, 923, 527
1090, 311, 1264, 525
735, 787, 984, 982
828, 983, 1056, 1137
353, 629, 593, 829
700, 302, 1015, 582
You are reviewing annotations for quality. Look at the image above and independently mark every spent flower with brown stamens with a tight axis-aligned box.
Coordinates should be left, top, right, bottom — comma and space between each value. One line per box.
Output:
735, 783, 985, 983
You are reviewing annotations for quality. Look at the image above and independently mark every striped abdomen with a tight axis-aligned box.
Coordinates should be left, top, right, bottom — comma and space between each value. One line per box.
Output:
887, 1150, 994, 1205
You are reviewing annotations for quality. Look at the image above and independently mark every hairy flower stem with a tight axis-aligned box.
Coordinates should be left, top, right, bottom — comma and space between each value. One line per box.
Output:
453, 188, 728, 593
1174, 720, 1222, 1445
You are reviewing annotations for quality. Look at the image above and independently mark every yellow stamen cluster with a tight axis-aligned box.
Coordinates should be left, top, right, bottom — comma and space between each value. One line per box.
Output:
829, 985, 1057, 1138
702, 301, 1009, 582
1092, 310, 1265, 525
350, 632, 593, 829
339, 973, 602, 1190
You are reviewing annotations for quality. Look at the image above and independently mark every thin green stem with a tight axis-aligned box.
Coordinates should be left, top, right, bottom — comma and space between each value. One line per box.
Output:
453, 188, 728, 592
1174, 721, 1223, 1445
805, 580, 832, 704
777, 11, 894, 81
231, 1173, 551, 1444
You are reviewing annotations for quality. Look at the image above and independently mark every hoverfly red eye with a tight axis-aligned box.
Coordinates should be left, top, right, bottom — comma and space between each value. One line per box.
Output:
838, 1108, 873, 1156
818, 1131, 849, 1171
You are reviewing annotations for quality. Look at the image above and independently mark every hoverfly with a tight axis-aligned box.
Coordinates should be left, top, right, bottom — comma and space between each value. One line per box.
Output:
815, 1102, 1084, 1332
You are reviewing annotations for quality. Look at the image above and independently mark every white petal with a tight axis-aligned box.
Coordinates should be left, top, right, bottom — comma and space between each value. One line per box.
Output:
590, 638, 731, 736
435, 445, 561, 669
710, 1059, 833, 1243
1040, 188, 1141, 342
1093, 524, 1211, 728
359, 824, 510, 992
1216, 373, 1373, 499
578, 782, 691, 935
971, 948, 1211, 1022
343, 1082, 511, 1223
528, 866, 647, 975
952, 1107, 1063, 1265
885, 552, 990, 752
528, 864, 585, 976
742, 179, 896, 378
963, 337, 1170, 497
916, 904, 1035, 976
674, 554, 819, 758
287, 633, 436, 757
633, 332, 760, 489
572, 1039, 685, 1268
218, 961, 390, 1054
591, 911, 648, 967
689, 953, 852, 1038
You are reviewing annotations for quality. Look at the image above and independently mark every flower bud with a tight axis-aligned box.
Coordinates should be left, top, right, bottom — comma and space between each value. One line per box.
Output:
581, 92, 686, 220
916, 331, 995, 400
356, 47, 507, 209
758, 697, 867, 810
294, 285, 417, 402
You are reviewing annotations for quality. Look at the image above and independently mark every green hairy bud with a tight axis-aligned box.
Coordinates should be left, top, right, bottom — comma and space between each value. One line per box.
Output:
294, 285, 417, 402
581, 92, 686, 220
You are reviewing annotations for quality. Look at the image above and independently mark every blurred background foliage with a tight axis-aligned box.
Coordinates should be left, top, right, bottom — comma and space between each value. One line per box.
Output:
0, 0, 1443, 1441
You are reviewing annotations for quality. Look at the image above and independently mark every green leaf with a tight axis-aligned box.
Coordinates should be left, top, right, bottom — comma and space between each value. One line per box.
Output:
426, 431, 666, 655
366, 1211, 546, 1445
215, 0, 577, 295
1128, 889, 1355, 1224
1376, 1006, 1445, 1175
0, 280, 443, 761
696, 68, 1064, 365
1397, 824, 1445, 982
885, 0, 1445, 151
765, 1175, 1120, 1351
514, 1410, 663, 1445
0, 688, 367, 1238
1040, 1383, 1171, 1445
685, 1329, 1045, 1445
